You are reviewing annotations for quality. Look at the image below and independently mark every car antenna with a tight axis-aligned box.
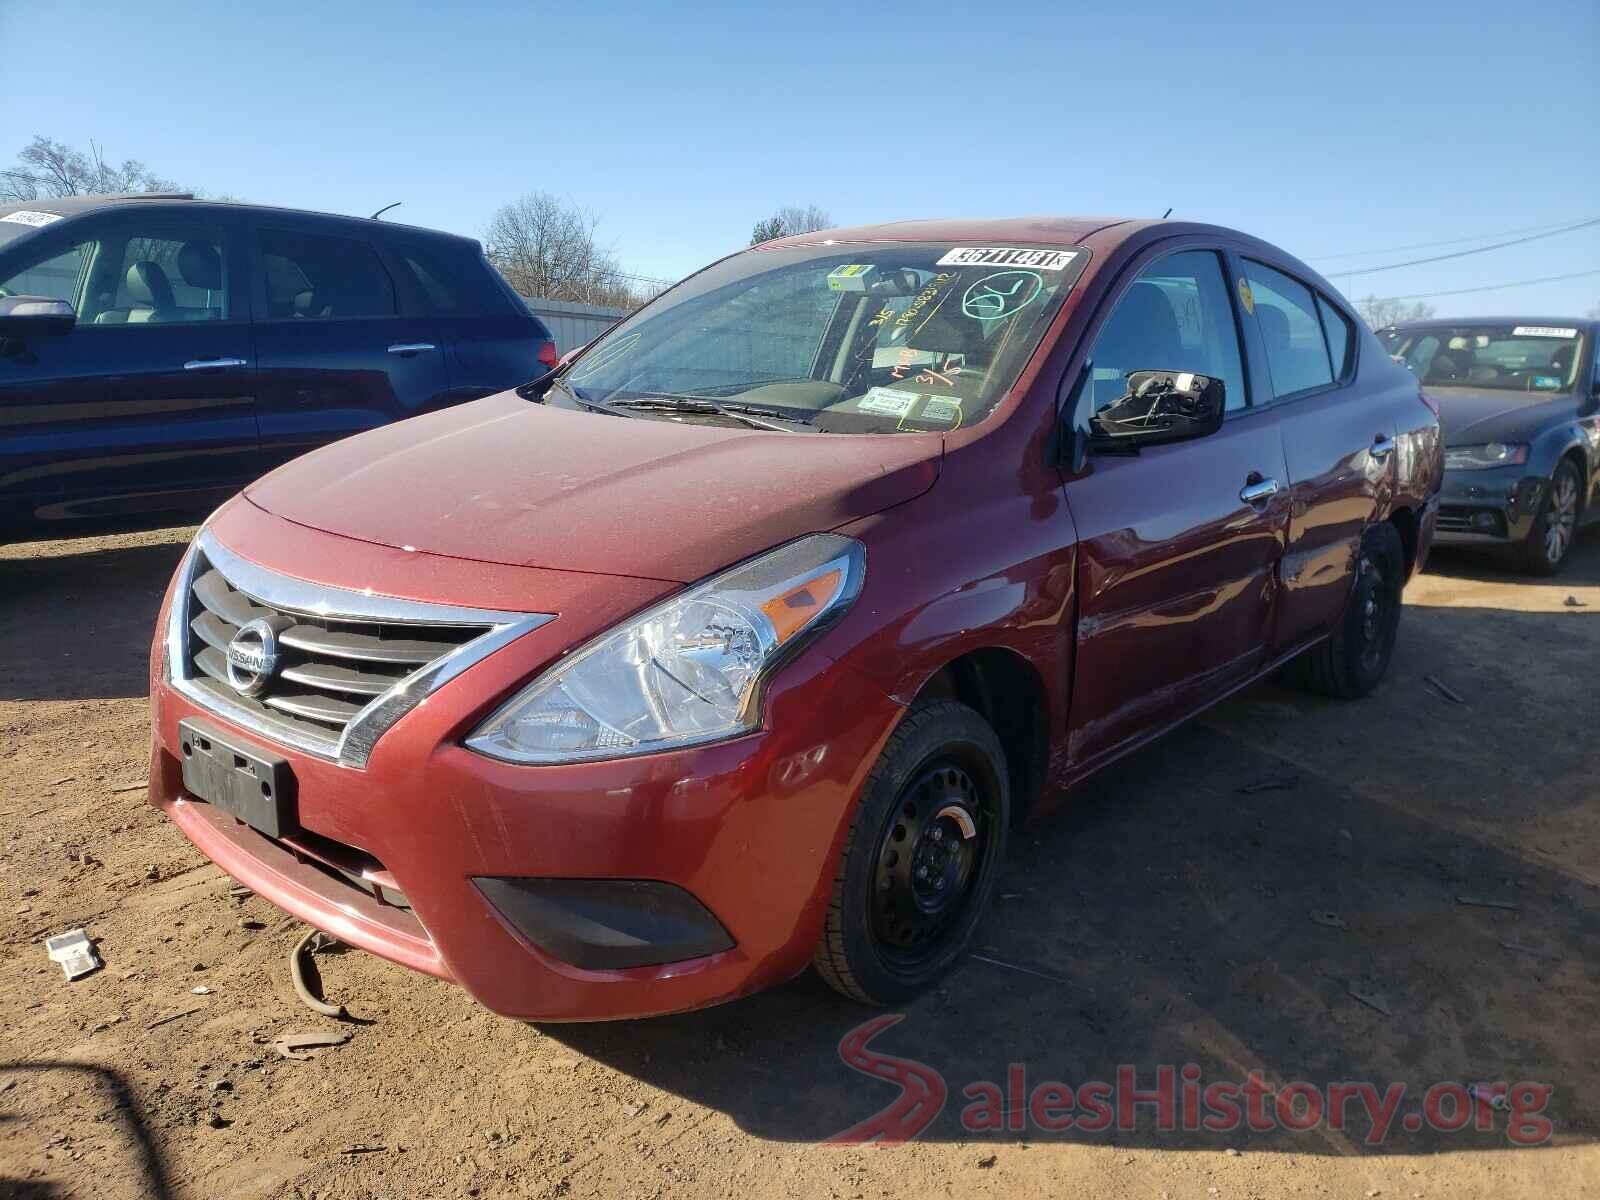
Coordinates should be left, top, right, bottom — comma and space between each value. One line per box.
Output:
370, 201, 402, 220
1162, 207, 1173, 219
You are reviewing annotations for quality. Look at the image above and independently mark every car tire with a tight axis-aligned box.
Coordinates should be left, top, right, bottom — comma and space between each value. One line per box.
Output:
1285, 521, 1405, 700
813, 700, 1009, 1005
1520, 459, 1582, 576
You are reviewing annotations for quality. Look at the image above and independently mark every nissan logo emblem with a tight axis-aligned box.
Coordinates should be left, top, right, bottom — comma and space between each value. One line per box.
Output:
225, 618, 282, 697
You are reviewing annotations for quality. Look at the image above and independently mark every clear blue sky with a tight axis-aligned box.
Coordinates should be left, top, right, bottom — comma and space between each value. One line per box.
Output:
3, 0, 1597, 317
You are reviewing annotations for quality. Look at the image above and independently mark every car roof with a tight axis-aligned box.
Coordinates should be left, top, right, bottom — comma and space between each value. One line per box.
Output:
1383, 316, 1597, 331
750, 215, 1353, 306
0, 194, 480, 251
756, 215, 1135, 248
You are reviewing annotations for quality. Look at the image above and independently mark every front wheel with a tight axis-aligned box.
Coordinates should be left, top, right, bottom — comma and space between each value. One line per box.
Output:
814, 700, 1009, 1005
1284, 521, 1405, 699
1520, 460, 1581, 575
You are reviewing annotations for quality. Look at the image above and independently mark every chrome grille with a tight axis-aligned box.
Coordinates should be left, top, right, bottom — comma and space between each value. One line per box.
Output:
168, 530, 553, 767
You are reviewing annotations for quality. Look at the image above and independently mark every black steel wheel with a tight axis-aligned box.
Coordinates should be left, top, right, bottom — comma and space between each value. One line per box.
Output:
815, 700, 1009, 1005
1284, 521, 1405, 700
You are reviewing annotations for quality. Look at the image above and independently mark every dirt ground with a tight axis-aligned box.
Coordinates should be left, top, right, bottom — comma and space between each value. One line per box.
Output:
2, 523, 1597, 1200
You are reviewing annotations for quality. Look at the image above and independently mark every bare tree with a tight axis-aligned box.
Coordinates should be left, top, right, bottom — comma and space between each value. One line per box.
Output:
749, 204, 834, 245
1355, 295, 1436, 330
1, 136, 185, 202
483, 191, 647, 308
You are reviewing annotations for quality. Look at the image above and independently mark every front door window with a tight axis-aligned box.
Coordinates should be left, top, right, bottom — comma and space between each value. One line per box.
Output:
1087, 250, 1248, 415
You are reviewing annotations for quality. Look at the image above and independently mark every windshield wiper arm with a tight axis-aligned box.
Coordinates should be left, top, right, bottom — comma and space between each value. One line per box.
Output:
608, 395, 815, 432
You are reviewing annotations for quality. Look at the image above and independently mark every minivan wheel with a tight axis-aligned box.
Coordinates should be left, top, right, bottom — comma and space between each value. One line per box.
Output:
1284, 522, 1405, 700
1520, 460, 1581, 576
814, 700, 1009, 1005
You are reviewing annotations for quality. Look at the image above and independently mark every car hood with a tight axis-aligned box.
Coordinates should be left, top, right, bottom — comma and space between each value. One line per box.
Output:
245, 391, 942, 584
1428, 387, 1581, 447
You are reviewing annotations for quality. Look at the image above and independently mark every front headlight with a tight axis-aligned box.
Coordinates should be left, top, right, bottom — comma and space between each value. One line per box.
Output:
466, 534, 865, 764
1443, 442, 1528, 470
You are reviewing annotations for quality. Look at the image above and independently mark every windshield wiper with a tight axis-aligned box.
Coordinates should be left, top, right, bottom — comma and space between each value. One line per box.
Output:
608, 394, 816, 432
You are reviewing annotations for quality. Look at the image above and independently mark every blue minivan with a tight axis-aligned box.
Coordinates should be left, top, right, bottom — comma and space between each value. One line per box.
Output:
0, 195, 556, 538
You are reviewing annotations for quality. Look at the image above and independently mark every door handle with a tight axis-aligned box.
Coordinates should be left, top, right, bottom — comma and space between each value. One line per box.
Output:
1240, 477, 1281, 504
183, 357, 247, 371
387, 343, 436, 355
1370, 434, 1397, 459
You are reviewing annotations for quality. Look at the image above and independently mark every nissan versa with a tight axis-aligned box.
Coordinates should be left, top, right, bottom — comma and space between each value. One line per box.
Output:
147, 217, 1442, 1020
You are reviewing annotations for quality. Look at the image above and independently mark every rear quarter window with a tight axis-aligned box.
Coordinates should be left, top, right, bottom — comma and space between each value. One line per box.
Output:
389, 239, 512, 317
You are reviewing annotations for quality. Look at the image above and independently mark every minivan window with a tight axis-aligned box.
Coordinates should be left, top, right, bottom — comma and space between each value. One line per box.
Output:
1317, 294, 1354, 381
561, 242, 1089, 433
1088, 250, 1247, 413
1243, 261, 1334, 398
259, 228, 395, 319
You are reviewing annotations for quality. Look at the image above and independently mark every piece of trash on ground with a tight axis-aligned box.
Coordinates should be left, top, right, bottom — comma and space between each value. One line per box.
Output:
46, 929, 100, 980
191, 985, 212, 995
1422, 675, 1467, 705
1347, 985, 1394, 1017
146, 1006, 204, 1030
1238, 774, 1299, 794
1467, 1083, 1511, 1112
272, 1030, 351, 1061
290, 927, 348, 1019
969, 953, 1079, 987
1456, 895, 1520, 911
1563, 595, 1587, 608
1499, 940, 1559, 960
341, 1144, 388, 1155
1309, 910, 1348, 929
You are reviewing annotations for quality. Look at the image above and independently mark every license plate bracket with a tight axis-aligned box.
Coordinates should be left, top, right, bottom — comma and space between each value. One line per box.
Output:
179, 717, 296, 838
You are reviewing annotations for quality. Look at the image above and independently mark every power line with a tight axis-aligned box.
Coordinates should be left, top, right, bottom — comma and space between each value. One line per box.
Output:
591, 265, 676, 286
1311, 217, 1597, 262
1331, 218, 1600, 277
1362, 267, 1600, 303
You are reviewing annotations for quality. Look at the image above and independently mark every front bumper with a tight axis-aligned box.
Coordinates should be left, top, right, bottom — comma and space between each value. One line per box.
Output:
1433, 466, 1546, 545
148, 510, 905, 1022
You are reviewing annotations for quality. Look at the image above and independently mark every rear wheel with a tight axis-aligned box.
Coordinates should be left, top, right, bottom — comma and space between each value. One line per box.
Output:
1284, 521, 1405, 699
1520, 460, 1581, 576
814, 701, 1009, 1005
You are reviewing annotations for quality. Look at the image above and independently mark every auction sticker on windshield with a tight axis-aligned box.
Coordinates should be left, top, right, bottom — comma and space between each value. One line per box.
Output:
936, 247, 1079, 270
1512, 326, 1577, 339
0, 210, 62, 228
858, 387, 921, 417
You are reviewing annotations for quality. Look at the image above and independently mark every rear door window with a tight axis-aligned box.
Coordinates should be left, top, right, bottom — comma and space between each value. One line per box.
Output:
1243, 261, 1334, 398
1317, 294, 1355, 381
259, 228, 395, 320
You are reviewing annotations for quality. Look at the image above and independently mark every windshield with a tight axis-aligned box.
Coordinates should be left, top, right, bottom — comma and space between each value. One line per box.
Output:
1378, 323, 1588, 394
558, 241, 1088, 433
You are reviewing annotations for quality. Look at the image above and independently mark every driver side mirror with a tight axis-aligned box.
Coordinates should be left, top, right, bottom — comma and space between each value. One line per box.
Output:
1088, 370, 1225, 453
0, 295, 76, 338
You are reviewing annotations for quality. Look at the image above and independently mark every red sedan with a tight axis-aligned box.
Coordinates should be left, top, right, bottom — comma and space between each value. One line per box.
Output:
148, 217, 1441, 1020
